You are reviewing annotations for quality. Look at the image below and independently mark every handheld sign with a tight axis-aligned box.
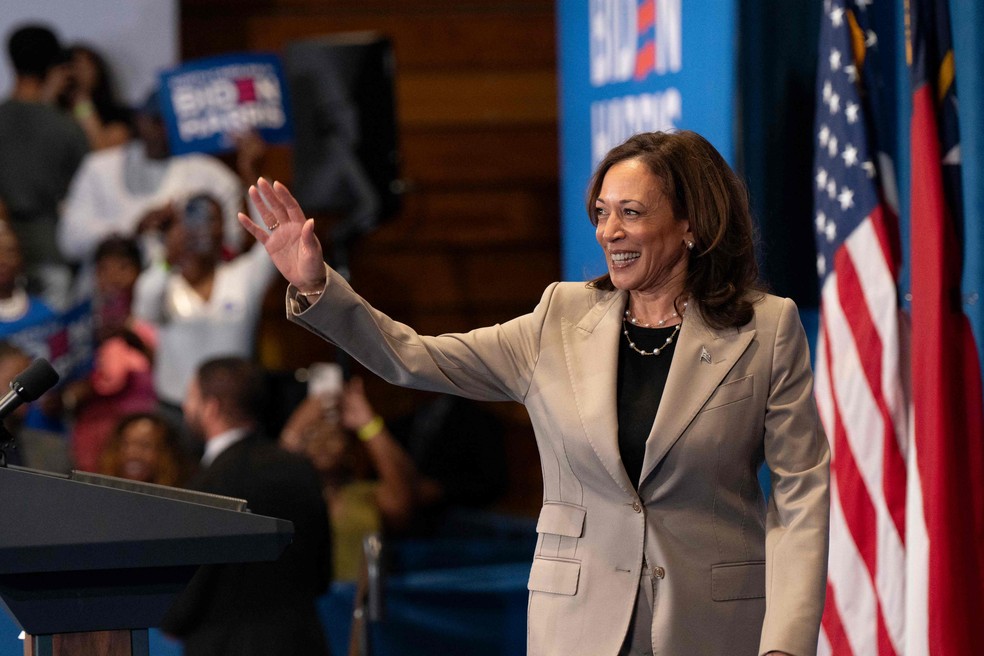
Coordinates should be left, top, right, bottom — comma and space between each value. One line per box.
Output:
159, 52, 294, 155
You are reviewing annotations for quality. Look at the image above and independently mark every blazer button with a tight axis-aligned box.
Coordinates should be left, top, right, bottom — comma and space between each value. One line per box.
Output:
631, 501, 642, 513
651, 566, 665, 579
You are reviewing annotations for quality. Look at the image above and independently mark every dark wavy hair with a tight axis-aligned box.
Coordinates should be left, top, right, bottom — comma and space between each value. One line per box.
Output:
586, 131, 761, 330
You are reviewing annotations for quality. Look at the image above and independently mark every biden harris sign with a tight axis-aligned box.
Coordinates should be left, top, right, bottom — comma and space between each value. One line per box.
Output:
558, 0, 738, 280
159, 53, 293, 155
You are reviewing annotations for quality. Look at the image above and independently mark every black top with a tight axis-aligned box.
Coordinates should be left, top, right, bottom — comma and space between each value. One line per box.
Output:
617, 322, 678, 488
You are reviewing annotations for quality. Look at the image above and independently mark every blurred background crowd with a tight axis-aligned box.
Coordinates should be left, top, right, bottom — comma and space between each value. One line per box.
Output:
0, 16, 533, 654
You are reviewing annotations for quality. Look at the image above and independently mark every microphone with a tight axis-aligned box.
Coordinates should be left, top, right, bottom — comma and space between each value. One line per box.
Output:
0, 358, 60, 421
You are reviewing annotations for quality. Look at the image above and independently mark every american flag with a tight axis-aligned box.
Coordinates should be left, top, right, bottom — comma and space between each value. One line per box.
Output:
812, 1, 909, 654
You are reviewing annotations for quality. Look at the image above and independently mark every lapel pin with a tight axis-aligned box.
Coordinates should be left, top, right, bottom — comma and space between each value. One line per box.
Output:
700, 347, 712, 363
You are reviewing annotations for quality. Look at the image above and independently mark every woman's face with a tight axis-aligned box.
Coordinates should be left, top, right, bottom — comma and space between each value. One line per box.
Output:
118, 418, 164, 482
71, 50, 100, 93
594, 158, 692, 295
166, 198, 223, 261
300, 423, 350, 476
95, 254, 140, 296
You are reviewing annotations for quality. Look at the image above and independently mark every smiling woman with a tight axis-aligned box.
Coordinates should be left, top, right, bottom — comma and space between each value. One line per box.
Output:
235, 130, 829, 656
586, 130, 760, 331
98, 412, 189, 486
592, 158, 692, 313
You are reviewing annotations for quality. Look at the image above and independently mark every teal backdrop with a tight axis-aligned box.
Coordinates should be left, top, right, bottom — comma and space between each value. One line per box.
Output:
559, 0, 984, 374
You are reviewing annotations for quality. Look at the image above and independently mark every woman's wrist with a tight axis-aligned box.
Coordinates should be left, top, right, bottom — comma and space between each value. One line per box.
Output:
356, 415, 385, 442
73, 100, 96, 120
296, 277, 328, 297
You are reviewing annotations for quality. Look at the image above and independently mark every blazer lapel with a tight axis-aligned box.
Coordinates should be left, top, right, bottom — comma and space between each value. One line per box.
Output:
637, 309, 756, 486
562, 289, 636, 494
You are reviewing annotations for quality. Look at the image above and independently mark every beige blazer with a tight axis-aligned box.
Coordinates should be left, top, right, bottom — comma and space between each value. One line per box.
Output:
288, 269, 830, 656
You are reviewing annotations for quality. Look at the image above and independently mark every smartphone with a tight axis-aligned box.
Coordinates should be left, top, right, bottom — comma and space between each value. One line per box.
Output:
182, 195, 215, 254
307, 362, 344, 399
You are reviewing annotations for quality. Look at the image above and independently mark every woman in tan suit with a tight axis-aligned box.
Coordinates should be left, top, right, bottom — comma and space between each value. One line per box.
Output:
238, 131, 829, 656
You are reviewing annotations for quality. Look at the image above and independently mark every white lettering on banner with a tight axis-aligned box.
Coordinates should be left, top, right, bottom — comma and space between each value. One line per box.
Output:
590, 0, 637, 86
254, 76, 282, 103
172, 79, 240, 116
653, 0, 682, 75
589, 0, 682, 87
590, 89, 682, 164
171, 77, 282, 119
178, 105, 286, 140
167, 61, 286, 143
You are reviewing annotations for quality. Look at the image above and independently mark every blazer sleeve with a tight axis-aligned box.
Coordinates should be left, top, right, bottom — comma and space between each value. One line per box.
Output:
287, 266, 555, 404
759, 297, 831, 656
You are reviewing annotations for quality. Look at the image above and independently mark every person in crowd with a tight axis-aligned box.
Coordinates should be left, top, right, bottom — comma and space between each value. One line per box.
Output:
58, 43, 133, 150
0, 221, 57, 337
132, 193, 276, 424
63, 236, 156, 472
0, 341, 34, 465
239, 130, 830, 656
387, 393, 508, 534
0, 225, 71, 472
0, 24, 89, 307
97, 412, 188, 486
57, 89, 261, 286
161, 357, 331, 656
280, 375, 418, 581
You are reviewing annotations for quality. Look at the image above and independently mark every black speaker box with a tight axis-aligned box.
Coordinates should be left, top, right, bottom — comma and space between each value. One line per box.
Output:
284, 33, 402, 239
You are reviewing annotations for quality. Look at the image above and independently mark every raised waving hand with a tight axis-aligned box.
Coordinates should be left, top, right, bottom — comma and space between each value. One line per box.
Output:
237, 178, 327, 293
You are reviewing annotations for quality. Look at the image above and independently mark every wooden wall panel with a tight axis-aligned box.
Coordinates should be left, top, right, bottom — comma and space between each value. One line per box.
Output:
399, 127, 558, 186
183, 7, 556, 70
397, 71, 557, 127
185, 0, 557, 517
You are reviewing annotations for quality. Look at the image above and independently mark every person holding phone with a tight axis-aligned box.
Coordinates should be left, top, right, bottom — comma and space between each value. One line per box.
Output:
281, 372, 420, 580
132, 193, 276, 428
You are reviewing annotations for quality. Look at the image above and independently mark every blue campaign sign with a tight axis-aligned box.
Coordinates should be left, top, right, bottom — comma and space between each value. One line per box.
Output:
558, 0, 738, 281
159, 53, 294, 155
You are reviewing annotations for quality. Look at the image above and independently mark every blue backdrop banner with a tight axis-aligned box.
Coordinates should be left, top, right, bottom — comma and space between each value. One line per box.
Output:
557, 0, 738, 281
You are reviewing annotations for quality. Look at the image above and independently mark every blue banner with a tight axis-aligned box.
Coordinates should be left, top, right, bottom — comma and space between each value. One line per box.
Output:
159, 53, 294, 155
558, 0, 738, 281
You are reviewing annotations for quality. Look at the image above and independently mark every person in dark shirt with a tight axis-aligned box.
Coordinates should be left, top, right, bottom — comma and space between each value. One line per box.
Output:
0, 24, 88, 307
161, 356, 332, 656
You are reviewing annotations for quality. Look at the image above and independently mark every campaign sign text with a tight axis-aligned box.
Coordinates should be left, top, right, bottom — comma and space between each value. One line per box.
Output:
159, 53, 293, 155
558, 0, 737, 281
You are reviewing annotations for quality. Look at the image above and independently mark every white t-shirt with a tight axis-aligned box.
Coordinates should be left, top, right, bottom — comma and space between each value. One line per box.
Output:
133, 243, 277, 405
59, 141, 244, 265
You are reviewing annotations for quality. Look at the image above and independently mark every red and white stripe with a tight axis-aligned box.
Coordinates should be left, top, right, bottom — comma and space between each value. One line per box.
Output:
816, 209, 908, 656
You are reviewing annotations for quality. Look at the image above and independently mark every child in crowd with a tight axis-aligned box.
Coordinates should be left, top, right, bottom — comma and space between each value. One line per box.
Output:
63, 236, 156, 471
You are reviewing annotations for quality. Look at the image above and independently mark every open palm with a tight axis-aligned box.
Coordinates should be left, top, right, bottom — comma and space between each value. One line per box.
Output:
237, 178, 327, 291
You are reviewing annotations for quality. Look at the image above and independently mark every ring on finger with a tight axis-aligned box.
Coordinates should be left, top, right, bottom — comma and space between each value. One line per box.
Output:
267, 221, 280, 231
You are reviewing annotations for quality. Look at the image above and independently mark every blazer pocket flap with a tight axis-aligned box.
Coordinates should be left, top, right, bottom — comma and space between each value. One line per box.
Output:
702, 375, 754, 412
528, 557, 580, 596
711, 560, 765, 601
536, 501, 586, 538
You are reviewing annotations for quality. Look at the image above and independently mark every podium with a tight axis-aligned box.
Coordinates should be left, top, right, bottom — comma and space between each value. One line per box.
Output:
0, 466, 294, 656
